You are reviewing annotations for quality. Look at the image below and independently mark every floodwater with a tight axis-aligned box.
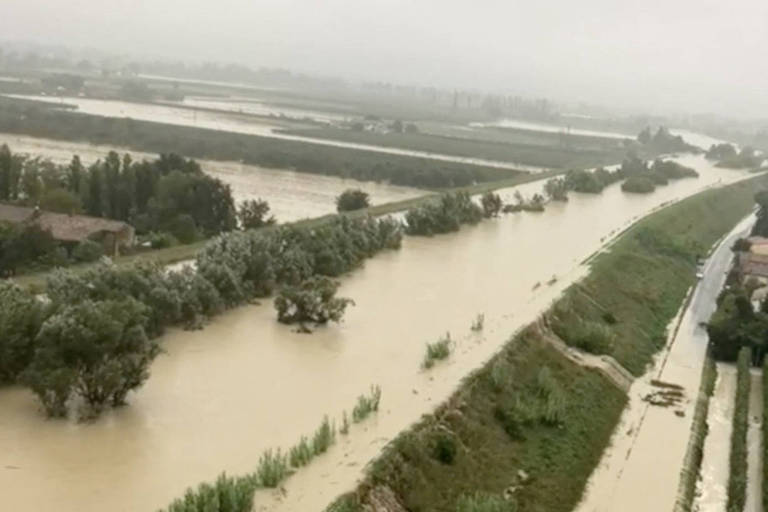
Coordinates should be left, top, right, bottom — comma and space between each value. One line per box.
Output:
469, 118, 632, 140
0, 154, 753, 512
0, 133, 425, 223
173, 96, 349, 124
575, 210, 754, 512
745, 370, 763, 512
3, 94, 543, 172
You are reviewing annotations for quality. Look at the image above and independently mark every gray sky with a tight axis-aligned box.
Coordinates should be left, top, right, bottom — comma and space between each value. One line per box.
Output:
2, 0, 767, 118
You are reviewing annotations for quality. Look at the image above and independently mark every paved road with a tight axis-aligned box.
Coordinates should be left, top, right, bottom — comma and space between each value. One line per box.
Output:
575, 212, 756, 512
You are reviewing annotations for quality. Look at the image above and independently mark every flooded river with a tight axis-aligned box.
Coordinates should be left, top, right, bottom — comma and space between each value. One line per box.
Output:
4, 94, 544, 171
0, 133, 424, 223
0, 154, 753, 512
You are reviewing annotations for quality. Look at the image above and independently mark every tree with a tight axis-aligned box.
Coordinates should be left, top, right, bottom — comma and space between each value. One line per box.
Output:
238, 199, 275, 229
274, 276, 354, 330
336, 189, 371, 212
40, 188, 82, 214
0, 281, 44, 383
21, 298, 160, 418
543, 178, 568, 201
480, 191, 503, 217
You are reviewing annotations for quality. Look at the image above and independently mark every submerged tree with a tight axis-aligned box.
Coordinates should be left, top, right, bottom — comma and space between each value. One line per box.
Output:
480, 191, 503, 217
21, 298, 160, 418
336, 189, 371, 212
274, 276, 354, 330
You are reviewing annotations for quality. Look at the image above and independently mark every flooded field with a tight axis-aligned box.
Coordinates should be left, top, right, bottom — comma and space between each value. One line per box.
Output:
173, 96, 349, 124
0, 133, 425, 222
0, 154, 753, 512
4, 94, 534, 171
469, 118, 633, 140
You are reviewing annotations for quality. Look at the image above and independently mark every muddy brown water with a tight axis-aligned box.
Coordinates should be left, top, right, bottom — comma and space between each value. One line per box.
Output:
0, 154, 752, 512
4, 95, 549, 172
0, 133, 425, 223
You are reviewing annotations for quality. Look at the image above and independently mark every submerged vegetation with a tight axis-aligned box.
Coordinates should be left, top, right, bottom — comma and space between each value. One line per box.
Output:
275, 276, 354, 330
726, 347, 751, 512
2, 215, 402, 417
160, 389, 379, 512
422, 332, 453, 369
404, 192, 483, 236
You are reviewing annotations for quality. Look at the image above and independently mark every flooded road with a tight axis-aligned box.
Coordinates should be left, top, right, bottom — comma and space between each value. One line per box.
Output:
4, 94, 544, 171
0, 133, 425, 223
0, 155, 754, 512
745, 370, 764, 512
574, 209, 755, 512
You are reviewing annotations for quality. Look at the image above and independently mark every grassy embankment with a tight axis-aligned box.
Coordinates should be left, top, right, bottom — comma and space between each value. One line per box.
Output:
327, 174, 768, 512
550, 176, 767, 376
673, 354, 717, 512
280, 126, 629, 170
726, 347, 751, 512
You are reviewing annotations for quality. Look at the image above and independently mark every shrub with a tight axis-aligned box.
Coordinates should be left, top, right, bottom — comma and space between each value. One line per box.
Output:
312, 416, 336, 455
146, 231, 178, 249
0, 281, 44, 383
405, 192, 483, 236
238, 198, 275, 229
352, 385, 382, 422
336, 189, 371, 212
289, 436, 313, 468
255, 448, 289, 488
621, 176, 655, 194
423, 332, 453, 369
274, 276, 354, 327
167, 214, 199, 244
72, 239, 103, 262
158, 473, 258, 512
481, 191, 503, 217
432, 431, 458, 464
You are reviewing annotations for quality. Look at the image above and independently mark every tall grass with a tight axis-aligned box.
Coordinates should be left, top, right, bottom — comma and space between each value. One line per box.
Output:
256, 448, 290, 488
289, 436, 313, 468
312, 415, 337, 455
726, 347, 751, 512
423, 332, 453, 369
352, 385, 382, 423
456, 492, 518, 512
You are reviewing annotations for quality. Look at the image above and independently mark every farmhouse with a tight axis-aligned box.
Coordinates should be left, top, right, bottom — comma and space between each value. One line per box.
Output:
0, 204, 134, 256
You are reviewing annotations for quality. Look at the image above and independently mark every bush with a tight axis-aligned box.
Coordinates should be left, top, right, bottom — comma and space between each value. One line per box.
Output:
433, 431, 458, 464
726, 347, 751, 512
621, 176, 656, 194
405, 192, 483, 236
312, 415, 336, 455
146, 231, 178, 249
72, 239, 103, 262
336, 189, 371, 212
352, 385, 382, 422
238, 198, 275, 229
0, 281, 44, 383
274, 276, 354, 327
167, 214, 199, 244
481, 191, 503, 217
423, 332, 453, 369
20, 298, 160, 418
255, 448, 289, 488
158, 473, 257, 512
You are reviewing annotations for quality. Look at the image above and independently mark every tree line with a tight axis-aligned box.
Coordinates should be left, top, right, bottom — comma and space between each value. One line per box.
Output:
1, 215, 402, 418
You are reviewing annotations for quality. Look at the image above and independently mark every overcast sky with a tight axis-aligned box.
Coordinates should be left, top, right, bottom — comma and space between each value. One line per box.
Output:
1, 0, 767, 118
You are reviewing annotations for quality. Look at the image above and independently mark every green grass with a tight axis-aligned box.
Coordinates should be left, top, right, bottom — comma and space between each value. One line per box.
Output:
727, 347, 751, 512
549, 174, 768, 375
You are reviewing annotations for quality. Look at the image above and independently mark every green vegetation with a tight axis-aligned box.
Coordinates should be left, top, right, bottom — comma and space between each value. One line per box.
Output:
549, 175, 766, 375
274, 277, 354, 330
726, 347, 751, 512
707, 143, 739, 161
471, 313, 485, 332
456, 492, 517, 512
336, 189, 371, 212
237, 199, 275, 229
2, 215, 402, 417
763, 357, 768, 512
423, 332, 453, 369
712, 145, 764, 169
673, 354, 717, 512
0, 97, 526, 189
481, 191, 503, 217
352, 385, 382, 423
281, 126, 630, 170
405, 192, 483, 236
160, 389, 379, 512
707, 282, 768, 362
637, 126, 699, 154
621, 176, 656, 193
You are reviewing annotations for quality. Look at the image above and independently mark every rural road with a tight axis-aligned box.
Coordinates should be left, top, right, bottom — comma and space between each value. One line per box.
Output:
575, 212, 756, 512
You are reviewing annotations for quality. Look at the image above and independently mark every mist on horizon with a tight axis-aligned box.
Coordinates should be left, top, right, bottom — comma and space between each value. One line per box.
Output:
1, 0, 767, 119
